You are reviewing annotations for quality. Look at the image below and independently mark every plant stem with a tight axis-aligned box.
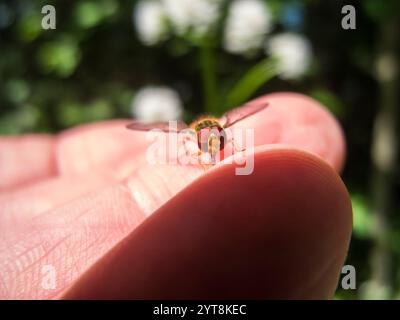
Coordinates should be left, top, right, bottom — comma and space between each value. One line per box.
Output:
225, 58, 277, 110
199, 39, 218, 115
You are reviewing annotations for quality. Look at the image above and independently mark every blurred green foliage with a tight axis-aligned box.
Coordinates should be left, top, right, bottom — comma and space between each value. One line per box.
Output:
0, 0, 399, 299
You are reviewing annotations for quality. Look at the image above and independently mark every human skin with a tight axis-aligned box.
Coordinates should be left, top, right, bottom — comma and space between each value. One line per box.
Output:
0, 92, 352, 299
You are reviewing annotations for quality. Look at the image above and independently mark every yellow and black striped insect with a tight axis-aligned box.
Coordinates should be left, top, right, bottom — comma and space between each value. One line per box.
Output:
127, 102, 268, 163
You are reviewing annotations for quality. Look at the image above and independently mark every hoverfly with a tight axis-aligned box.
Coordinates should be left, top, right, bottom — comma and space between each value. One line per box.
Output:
127, 102, 269, 165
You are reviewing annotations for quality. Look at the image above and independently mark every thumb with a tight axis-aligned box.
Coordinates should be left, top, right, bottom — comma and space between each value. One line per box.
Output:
63, 147, 352, 299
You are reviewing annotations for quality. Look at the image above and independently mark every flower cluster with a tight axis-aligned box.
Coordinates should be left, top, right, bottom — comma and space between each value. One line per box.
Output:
223, 0, 273, 55
131, 86, 183, 121
134, 0, 168, 46
266, 32, 312, 80
134, 0, 223, 43
132, 0, 314, 121
162, 0, 222, 37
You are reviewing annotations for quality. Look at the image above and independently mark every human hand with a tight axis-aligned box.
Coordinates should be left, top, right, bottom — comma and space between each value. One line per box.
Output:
0, 92, 352, 299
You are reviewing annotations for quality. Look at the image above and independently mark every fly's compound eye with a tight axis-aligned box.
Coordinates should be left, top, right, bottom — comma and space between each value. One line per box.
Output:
218, 129, 227, 150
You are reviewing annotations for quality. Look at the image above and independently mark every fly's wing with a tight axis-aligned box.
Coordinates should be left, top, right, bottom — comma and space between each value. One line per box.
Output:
126, 120, 189, 132
221, 102, 269, 128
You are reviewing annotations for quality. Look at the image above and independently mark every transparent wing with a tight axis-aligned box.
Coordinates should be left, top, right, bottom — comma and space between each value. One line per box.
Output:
126, 120, 189, 132
221, 102, 269, 128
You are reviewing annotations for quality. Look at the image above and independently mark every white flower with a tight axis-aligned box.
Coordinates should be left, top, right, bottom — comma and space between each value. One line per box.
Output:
224, 0, 273, 55
266, 32, 312, 80
161, 0, 222, 37
134, 1, 168, 45
131, 86, 183, 121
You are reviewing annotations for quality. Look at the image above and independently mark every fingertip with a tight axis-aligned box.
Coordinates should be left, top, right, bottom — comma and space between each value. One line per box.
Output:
234, 92, 346, 172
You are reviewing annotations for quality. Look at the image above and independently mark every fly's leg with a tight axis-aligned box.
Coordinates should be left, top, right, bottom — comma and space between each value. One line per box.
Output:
185, 149, 213, 171
222, 128, 246, 155
180, 132, 198, 160
180, 132, 214, 171
181, 137, 209, 170
226, 137, 246, 154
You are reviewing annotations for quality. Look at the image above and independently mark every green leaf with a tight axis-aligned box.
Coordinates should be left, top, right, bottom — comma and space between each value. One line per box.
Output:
86, 99, 113, 121
101, 0, 119, 18
58, 99, 113, 127
58, 101, 85, 127
37, 39, 81, 77
225, 58, 278, 109
351, 193, 372, 239
5, 79, 30, 104
265, 0, 285, 19
309, 88, 345, 118
74, 0, 119, 29
16, 13, 42, 42
362, 0, 400, 22
0, 105, 39, 134
74, 1, 104, 29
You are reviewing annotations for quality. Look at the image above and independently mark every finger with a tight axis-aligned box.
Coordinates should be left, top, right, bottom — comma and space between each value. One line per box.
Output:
1, 91, 344, 224
0, 135, 56, 190
0, 120, 152, 224
0, 92, 344, 190
56, 120, 150, 176
0, 120, 148, 192
0, 140, 191, 228
55, 93, 345, 176
45, 92, 345, 181
230, 92, 346, 172
62, 147, 352, 299
0, 173, 116, 228
0, 162, 203, 299
0, 182, 146, 299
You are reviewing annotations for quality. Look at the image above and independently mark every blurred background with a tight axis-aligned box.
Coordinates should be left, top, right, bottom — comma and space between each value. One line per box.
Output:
0, 0, 399, 299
